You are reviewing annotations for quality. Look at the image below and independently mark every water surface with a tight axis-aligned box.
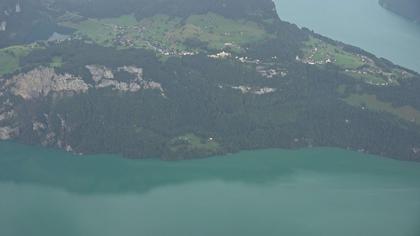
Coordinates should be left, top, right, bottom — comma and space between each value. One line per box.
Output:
274, 0, 420, 72
1, 142, 420, 236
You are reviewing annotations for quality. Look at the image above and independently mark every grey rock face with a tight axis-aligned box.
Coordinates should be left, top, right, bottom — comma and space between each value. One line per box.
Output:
6, 67, 89, 100
0, 126, 18, 140
15, 3, 21, 13
0, 21, 6, 31
86, 65, 164, 94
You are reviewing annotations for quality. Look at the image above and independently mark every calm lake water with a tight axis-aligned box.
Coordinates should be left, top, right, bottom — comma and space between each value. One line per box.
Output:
1, 142, 420, 236
274, 0, 420, 73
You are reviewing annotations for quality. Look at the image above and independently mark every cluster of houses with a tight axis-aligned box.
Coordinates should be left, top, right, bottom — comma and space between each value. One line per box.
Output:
107, 23, 197, 56
296, 47, 333, 65
297, 44, 416, 87
234, 55, 288, 79
208, 50, 288, 79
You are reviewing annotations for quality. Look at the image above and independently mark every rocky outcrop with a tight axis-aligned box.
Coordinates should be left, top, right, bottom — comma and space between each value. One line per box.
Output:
231, 85, 276, 95
0, 65, 165, 143
6, 67, 89, 100
118, 66, 143, 78
0, 65, 164, 99
0, 21, 6, 31
15, 3, 21, 13
86, 65, 114, 83
32, 121, 46, 132
0, 110, 15, 122
86, 65, 140, 92
86, 65, 164, 94
0, 126, 17, 140
118, 65, 164, 92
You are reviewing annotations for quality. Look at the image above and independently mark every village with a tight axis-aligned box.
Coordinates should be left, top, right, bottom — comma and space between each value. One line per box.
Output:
108, 23, 198, 57
208, 50, 288, 80
298, 38, 415, 86
109, 20, 289, 80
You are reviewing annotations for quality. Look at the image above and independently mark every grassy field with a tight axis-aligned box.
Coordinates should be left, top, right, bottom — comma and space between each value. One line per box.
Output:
50, 56, 63, 68
182, 13, 269, 50
169, 133, 220, 153
61, 13, 270, 53
344, 94, 420, 125
135, 14, 184, 50
345, 71, 389, 85
303, 37, 365, 69
0, 45, 38, 76
302, 37, 409, 86
60, 15, 138, 47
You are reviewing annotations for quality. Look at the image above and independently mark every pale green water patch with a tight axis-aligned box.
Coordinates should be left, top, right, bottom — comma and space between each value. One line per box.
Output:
0, 142, 420, 236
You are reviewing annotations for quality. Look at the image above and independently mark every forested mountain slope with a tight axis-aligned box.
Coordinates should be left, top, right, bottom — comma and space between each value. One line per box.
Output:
379, 0, 420, 22
1, 0, 420, 161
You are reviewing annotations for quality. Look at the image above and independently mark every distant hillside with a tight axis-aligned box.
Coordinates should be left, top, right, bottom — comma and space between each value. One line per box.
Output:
379, 0, 420, 22
1, 0, 420, 161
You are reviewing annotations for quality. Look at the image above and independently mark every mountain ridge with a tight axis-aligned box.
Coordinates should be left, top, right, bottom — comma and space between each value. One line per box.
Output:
379, 0, 420, 22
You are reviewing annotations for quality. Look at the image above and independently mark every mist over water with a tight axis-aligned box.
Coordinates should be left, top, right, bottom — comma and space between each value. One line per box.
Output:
274, 0, 420, 73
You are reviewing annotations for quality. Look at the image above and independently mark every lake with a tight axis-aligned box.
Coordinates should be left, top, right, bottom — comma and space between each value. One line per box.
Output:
1, 142, 420, 236
274, 0, 420, 73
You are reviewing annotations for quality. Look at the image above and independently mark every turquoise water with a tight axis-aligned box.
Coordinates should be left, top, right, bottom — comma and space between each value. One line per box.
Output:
1, 142, 420, 236
274, 0, 420, 73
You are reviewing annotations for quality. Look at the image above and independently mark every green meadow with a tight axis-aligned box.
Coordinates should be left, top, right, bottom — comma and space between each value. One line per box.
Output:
0, 44, 38, 76
61, 13, 271, 52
